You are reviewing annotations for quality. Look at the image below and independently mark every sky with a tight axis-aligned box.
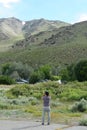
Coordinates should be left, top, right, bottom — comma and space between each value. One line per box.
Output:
0, 0, 87, 24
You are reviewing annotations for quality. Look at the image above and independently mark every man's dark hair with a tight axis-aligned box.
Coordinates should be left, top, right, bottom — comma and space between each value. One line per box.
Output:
45, 91, 49, 96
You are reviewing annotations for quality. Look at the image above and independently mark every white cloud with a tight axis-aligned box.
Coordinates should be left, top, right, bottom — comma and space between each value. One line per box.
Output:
77, 14, 87, 22
0, 0, 20, 8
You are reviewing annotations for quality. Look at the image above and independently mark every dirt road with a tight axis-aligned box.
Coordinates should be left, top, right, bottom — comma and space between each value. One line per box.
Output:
0, 120, 86, 130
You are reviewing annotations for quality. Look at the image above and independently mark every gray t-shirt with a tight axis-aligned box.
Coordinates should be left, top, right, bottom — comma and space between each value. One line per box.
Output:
42, 96, 51, 107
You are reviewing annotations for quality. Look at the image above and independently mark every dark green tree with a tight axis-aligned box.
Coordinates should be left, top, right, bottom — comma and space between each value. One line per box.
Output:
60, 68, 70, 81
74, 60, 87, 81
2, 63, 11, 75
0, 75, 15, 85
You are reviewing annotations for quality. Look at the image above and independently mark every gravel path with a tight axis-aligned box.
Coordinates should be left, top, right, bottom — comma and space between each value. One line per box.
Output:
0, 120, 86, 130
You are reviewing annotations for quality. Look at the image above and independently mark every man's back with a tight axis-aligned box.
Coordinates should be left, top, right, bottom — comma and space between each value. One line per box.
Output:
43, 96, 51, 107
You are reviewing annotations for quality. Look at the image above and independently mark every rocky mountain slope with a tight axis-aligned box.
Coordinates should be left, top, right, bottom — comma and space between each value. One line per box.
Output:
0, 17, 69, 41
22, 18, 70, 37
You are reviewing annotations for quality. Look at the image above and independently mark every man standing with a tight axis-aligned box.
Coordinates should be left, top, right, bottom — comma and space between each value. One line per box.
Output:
42, 91, 51, 125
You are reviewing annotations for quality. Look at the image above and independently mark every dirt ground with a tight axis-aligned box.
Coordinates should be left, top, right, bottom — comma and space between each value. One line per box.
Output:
0, 120, 86, 130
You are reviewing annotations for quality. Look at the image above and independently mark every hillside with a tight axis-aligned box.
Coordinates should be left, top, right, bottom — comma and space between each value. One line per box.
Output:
0, 18, 87, 68
41, 21, 87, 46
0, 17, 69, 51
13, 20, 87, 48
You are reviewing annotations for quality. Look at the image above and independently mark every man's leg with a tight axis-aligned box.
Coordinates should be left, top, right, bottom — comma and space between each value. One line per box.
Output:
42, 109, 45, 125
47, 110, 50, 125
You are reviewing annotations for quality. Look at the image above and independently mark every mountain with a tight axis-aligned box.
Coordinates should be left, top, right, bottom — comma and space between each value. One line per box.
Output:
0, 17, 69, 41
0, 17, 70, 51
5, 21, 87, 68
0, 17, 23, 40
0, 17, 87, 68
13, 20, 87, 48
22, 18, 70, 37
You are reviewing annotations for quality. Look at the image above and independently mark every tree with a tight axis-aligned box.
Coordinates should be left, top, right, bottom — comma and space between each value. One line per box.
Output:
39, 65, 52, 80
29, 65, 52, 84
29, 71, 41, 84
74, 60, 87, 81
2, 63, 11, 75
1, 62, 33, 80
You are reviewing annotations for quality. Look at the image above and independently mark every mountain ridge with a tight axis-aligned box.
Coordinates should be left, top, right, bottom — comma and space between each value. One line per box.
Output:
0, 17, 70, 41
22, 18, 70, 37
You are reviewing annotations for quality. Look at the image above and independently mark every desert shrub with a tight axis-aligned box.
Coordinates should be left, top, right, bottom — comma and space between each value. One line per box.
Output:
7, 84, 31, 98
0, 103, 8, 109
0, 75, 15, 85
79, 119, 87, 126
71, 98, 87, 112
60, 88, 80, 100
33, 92, 42, 99
51, 101, 61, 107
60, 86, 87, 101
11, 99, 19, 105
31, 100, 39, 105
28, 97, 37, 101
10, 97, 31, 105
0, 103, 14, 109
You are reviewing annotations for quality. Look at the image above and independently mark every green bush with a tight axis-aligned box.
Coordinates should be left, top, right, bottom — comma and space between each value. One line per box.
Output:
31, 100, 39, 105
51, 101, 61, 107
71, 98, 87, 112
79, 119, 87, 126
51, 75, 60, 81
0, 75, 15, 85
7, 84, 30, 97
0, 103, 14, 109
60, 87, 87, 101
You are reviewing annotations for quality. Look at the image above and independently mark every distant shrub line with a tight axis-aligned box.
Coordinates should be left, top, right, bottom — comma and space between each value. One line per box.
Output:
0, 59, 87, 84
